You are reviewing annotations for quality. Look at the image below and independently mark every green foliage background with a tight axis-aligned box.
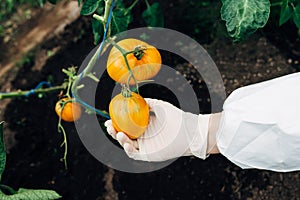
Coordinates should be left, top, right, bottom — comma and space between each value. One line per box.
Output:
0, 0, 299, 42
221, 0, 300, 41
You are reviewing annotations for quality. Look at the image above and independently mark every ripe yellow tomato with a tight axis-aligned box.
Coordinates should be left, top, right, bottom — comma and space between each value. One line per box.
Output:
109, 92, 149, 139
106, 38, 161, 85
55, 98, 82, 122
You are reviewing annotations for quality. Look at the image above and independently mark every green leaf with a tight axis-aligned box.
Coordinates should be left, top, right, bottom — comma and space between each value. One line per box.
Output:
92, 18, 104, 45
221, 0, 271, 41
0, 188, 61, 200
142, 2, 164, 27
111, 1, 133, 35
279, 0, 293, 26
96, 2, 104, 14
6, 0, 13, 12
80, 0, 101, 16
38, 0, 45, 7
0, 122, 6, 181
293, 4, 300, 29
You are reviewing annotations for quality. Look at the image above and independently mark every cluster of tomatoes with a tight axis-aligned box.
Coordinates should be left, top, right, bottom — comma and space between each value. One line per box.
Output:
55, 38, 161, 139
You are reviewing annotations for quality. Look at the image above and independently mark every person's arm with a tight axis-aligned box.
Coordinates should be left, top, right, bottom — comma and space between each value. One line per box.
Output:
216, 72, 300, 172
106, 72, 300, 172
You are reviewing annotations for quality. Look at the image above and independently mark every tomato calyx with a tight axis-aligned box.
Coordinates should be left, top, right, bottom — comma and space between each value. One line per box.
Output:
59, 98, 72, 108
133, 45, 146, 60
121, 84, 132, 98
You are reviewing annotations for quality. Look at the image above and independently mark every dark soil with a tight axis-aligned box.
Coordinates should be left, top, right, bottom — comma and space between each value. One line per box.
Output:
1, 1, 300, 200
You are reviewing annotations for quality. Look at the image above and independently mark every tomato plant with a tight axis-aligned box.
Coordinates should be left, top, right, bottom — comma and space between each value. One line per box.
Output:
80, 0, 164, 44
107, 38, 161, 85
0, 0, 164, 168
109, 91, 149, 139
55, 98, 82, 122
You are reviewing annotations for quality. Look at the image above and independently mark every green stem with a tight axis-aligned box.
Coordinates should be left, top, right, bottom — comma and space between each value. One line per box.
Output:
123, 46, 147, 57
71, 38, 111, 95
121, 84, 132, 97
108, 39, 139, 92
66, 76, 73, 98
93, 14, 105, 23
125, 0, 140, 15
0, 184, 17, 195
57, 99, 74, 170
103, 0, 113, 36
93, 14, 105, 29
71, 0, 114, 117
290, 2, 296, 10
144, 0, 150, 8
0, 85, 65, 100
76, 0, 114, 80
271, 2, 282, 6
71, 0, 113, 117
58, 123, 68, 170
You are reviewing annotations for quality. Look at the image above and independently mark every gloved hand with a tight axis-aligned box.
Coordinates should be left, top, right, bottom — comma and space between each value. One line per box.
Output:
105, 98, 220, 162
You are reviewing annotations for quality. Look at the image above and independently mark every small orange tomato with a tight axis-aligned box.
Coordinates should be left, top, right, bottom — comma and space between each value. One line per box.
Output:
55, 98, 82, 122
106, 38, 161, 85
109, 92, 149, 139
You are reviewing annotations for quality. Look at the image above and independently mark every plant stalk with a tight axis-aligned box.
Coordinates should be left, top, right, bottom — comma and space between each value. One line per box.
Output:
270, 2, 282, 6
108, 39, 139, 92
76, 0, 114, 80
103, 0, 114, 34
0, 85, 65, 100
125, 0, 139, 15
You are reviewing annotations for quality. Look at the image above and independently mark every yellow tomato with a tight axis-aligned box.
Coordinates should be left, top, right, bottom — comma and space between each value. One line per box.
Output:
55, 98, 82, 122
109, 92, 149, 139
106, 38, 161, 84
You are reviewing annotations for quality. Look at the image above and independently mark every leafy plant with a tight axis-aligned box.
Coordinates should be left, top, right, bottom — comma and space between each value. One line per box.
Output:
221, 0, 300, 41
279, 0, 300, 28
80, 0, 164, 44
142, 1, 164, 27
0, 122, 61, 200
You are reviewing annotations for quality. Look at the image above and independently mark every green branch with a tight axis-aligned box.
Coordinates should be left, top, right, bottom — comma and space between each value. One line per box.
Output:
0, 85, 65, 100
271, 2, 282, 7
108, 38, 139, 92
71, 0, 114, 116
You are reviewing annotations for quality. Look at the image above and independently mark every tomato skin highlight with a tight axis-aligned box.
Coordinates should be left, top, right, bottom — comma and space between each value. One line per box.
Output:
55, 98, 82, 122
109, 92, 149, 139
106, 38, 161, 85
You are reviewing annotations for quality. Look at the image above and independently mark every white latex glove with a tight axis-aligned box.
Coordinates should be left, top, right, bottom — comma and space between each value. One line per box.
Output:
104, 98, 211, 162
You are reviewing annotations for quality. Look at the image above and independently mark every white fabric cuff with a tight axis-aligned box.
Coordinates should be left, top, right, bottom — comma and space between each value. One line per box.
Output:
189, 114, 211, 159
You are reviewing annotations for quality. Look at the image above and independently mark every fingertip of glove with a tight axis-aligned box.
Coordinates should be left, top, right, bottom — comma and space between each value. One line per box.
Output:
116, 132, 130, 143
124, 143, 132, 152
124, 143, 135, 159
104, 120, 112, 127
107, 126, 116, 135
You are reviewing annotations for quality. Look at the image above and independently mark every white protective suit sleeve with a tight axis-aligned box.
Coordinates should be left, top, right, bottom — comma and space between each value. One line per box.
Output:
216, 72, 300, 172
